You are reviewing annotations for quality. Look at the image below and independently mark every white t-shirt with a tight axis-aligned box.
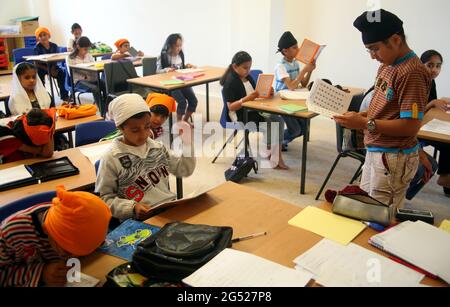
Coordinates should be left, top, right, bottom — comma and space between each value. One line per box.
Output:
229, 80, 255, 122
157, 54, 183, 73
66, 53, 96, 83
67, 38, 76, 51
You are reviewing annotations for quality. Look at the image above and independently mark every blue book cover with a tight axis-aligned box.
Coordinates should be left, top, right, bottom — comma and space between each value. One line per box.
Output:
98, 219, 160, 261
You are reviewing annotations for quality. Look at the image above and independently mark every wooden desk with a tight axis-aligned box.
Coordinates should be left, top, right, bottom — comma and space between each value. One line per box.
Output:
418, 108, 450, 144
56, 115, 104, 147
242, 87, 365, 195
0, 148, 96, 207
81, 182, 444, 287
127, 66, 226, 123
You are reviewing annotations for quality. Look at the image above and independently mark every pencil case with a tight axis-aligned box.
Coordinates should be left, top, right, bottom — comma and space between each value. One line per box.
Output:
332, 194, 392, 226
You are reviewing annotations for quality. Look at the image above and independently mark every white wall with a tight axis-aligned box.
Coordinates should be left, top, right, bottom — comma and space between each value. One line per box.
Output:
0, 0, 31, 25
284, 0, 450, 96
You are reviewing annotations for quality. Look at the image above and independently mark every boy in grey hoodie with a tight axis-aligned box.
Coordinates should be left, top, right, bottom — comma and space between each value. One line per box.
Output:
95, 94, 196, 221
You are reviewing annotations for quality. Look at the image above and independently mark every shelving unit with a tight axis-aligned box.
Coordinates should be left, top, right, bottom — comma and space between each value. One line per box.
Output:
0, 34, 37, 75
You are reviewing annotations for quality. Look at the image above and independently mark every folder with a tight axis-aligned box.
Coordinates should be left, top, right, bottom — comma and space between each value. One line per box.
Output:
296, 39, 326, 64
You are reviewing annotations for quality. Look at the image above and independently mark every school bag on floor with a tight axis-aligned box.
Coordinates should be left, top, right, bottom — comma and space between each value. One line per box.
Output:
224, 156, 258, 183
132, 222, 233, 282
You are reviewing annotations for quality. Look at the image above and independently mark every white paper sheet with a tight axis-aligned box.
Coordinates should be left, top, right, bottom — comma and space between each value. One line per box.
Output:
79, 142, 112, 165
65, 273, 100, 287
183, 249, 313, 287
0, 165, 33, 186
176, 68, 204, 74
307, 79, 353, 117
420, 119, 450, 136
279, 89, 310, 101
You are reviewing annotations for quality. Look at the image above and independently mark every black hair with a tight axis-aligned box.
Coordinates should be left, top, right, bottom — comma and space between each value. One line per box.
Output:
420, 50, 443, 64
69, 36, 92, 59
12, 109, 53, 146
160, 33, 185, 69
119, 112, 151, 129
16, 62, 37, 77
220, 51, 252, 86
150, 105, 169, 118
71, 23, 82, 32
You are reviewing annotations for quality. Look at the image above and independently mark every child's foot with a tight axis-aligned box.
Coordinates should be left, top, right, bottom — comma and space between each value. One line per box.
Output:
437, 175, 450, 188
274, 162, 290, 170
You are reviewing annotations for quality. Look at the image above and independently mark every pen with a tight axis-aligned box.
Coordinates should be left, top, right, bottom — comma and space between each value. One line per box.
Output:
232, 232, 268, 243
363, 221, 386, 232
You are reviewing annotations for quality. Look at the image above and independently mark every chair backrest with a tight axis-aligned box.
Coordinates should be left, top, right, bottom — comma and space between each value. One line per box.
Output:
101, 54, 112, 60
12, 47, 34, 64
0, 191, 56, 222
335, 93, 366, 153
75, 120, 117, 147
104, 61, 139, 96
58, 46, 68, 53
143, 57, 157, 76
220, 89, 229, 129
249, 69, 263, 83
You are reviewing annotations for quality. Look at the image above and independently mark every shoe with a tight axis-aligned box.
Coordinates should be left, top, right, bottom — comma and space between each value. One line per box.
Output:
444, 187, 450, 198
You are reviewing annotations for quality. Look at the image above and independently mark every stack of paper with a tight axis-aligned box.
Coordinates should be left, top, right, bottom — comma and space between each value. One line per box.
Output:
370, 221, 450, 284
294, 239, 424, 287
183, 249, 313, 287
420, 119, 450, 136
288, 206, 366, 245
279, 89, 310, 101
79, 142, 112, 165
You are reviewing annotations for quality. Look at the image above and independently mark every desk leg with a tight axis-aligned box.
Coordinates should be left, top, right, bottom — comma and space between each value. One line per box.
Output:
176, 177, 183, 199
244, 108, 249, 158
206, 83, 210, 122
48, 63, 55, 104
307, 119, 311, 142
168, 90, 174, 147
300, 121, 309, 195
69, 67, 76, 104
96, 71, 103, 116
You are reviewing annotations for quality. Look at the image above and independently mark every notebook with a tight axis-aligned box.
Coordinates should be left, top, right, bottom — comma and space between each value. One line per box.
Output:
296, 39, 326, 64
279, 104, 308, 114
255, 74, 274, 99
307, 79, 353, 117
128, 47, 139, 57
0, 157, 80, 192
370, 221, 450, 284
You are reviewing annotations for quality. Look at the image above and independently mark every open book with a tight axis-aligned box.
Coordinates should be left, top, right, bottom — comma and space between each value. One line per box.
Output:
255, 74, 274, 99
307, 79, 353, 117
296, 39, 326, 64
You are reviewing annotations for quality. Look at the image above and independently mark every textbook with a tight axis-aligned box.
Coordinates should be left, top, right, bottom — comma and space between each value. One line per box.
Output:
255, 74, 274, 99
0, 157, 80, 192
98, 219, 161, 261
296, 39, 326, 64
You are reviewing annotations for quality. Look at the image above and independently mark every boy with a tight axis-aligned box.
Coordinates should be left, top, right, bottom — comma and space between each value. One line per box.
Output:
275, 31, 316, 151
111, 39, 144, 61
33, 27, 69, 101
96, 94, 195, 222
67, 23, 83, 52
334, 9, 431, 210
0, 186, 112, 287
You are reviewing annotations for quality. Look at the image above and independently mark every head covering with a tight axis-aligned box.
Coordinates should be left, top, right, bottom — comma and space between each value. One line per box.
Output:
146, 93, 176, 113
115, 38, 129, 49
35, 27, 51, 40
44, 186, 112, 256
277, 31, 298, 52
9, 63, 52, 116
353, 9, 404, 44
17, 108, 56, 146
108, 94, 150, 127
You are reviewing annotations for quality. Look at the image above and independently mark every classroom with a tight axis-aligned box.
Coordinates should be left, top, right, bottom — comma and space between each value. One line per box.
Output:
0, 0, 449, 291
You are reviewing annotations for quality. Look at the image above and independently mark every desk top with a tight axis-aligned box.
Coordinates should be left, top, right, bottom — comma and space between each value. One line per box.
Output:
24, 52, 112, 63
418, 108, 450, 144
55, 115, 104, 132
70, 58, 143, 73
81, 182, 444, 287
0, 75, 12, 100
127, 66, 226, 91
243, 87, 365, 119
0, 148, 96, 207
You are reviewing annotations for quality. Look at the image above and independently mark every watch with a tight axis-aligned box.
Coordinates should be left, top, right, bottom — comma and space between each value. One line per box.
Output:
367, 119, 377, 133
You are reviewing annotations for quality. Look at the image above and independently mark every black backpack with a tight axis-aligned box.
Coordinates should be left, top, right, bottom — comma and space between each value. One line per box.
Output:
225, 156, 258, 183
132, 222, 233, 282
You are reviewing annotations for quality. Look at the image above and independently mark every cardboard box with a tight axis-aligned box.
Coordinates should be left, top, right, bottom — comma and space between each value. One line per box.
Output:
15, 17, 39, 36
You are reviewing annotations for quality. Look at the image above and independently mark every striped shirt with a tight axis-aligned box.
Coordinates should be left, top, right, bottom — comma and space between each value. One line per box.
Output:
365, 51, 431, 153
0, 204, 62, 287
275, 58, 301, 92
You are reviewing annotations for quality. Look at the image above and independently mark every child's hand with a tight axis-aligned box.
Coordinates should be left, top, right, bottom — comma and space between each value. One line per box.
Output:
333, 112, 368, 130
42, 262, 69, 287
167, 67, 176, 72
431, 99, 449, 112
186, 64, 196, 69
270, 87, 275, 98
138, 51, 144, 57
247, 91, 260, 101
304, 63, 316, 73
134, 203, 152, 220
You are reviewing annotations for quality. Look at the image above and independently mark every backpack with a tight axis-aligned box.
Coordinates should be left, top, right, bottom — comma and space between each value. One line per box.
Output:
132, 222, 233, 282
224, 156, 258, 183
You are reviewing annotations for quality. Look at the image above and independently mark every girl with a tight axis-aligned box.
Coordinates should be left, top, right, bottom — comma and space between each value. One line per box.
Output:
157, 34, 198, 123
8, 63, 52, 116
67, 23, 83, 52
111, 39, 144, 61
66, 36, 106, 112
220, 51, 288, 170
420, 50, 450, 197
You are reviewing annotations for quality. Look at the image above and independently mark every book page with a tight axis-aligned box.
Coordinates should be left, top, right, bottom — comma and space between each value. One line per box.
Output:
0, 165, 33, 186
279, 89, 310, 101
296, 39, 321, 64
65, 273, 100, 287
307, 79, 353, 117
255, 74, 274, 98
420, 119, 450, 136
79, 142, 113, 165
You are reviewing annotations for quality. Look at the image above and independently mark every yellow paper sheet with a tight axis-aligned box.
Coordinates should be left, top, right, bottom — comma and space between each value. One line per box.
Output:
439, 220, 450, 234
288, 206, 366, 245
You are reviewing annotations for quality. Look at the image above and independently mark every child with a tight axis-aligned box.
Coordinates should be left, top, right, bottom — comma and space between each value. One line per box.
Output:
157, 34, 198, 123
420, 50, 450, 196
275, 31, 316, 151
102, 93, 176, 141
334, 9, 431, 210
0, 186, 111, 287
111, 38, 144, 61
67, 23, 83, 52
33, 27, 69, 101
220, 51, 288, 170
96, 94, 195, 222
8, 62, 52, 115
66, 36, 105, 112
0, 108, 55, 164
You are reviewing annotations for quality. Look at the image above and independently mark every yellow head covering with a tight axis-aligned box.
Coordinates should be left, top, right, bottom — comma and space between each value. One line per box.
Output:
35, 27, 51, 40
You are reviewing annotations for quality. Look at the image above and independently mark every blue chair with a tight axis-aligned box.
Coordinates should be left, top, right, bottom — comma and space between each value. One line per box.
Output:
64, 66, 91, 104
75, 121, 116, 147
12, 47, 34, 64
249, 69, 263, 83
58, 46, 68, 53
0, 191, 56, 222
101, 54, 112, 60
